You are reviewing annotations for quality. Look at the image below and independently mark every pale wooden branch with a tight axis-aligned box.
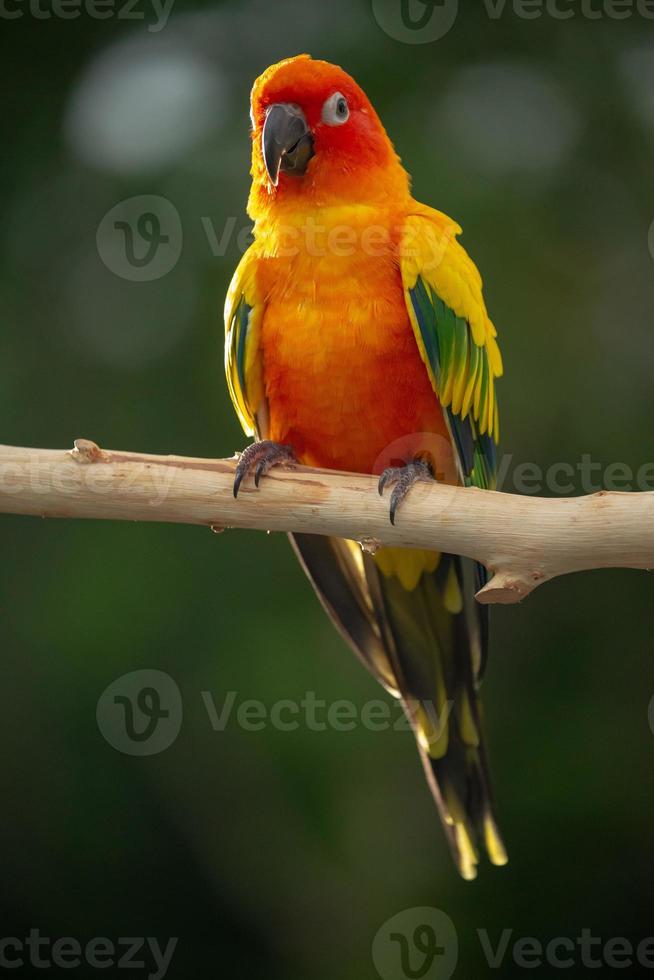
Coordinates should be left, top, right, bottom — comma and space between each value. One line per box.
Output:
0, 440, 652, 605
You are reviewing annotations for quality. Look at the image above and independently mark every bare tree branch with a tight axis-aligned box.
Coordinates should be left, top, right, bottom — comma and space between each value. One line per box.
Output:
0, 440, 652, 604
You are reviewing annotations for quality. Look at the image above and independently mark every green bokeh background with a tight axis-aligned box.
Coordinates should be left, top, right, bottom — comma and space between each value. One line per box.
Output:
1, 1, 654, 976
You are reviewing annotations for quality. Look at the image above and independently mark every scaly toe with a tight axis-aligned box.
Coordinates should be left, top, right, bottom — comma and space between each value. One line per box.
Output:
233, 441, 297, 497
379, 459, 435, 525
378, 467, 403, 496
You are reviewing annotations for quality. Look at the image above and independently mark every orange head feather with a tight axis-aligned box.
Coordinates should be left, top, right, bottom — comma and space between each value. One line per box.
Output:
247, 54, 410, 218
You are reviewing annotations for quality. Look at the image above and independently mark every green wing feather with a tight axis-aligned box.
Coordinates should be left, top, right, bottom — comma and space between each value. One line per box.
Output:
403, 276, 500, 492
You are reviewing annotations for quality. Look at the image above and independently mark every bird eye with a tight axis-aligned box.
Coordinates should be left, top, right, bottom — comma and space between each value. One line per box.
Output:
322, 91, 350, 126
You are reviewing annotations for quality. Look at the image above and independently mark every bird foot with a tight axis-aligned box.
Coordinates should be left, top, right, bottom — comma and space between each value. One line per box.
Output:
233, 440, 297, 497
378, 458, 435, 525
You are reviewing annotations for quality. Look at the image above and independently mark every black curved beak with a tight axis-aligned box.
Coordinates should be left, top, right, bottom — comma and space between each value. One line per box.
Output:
262, 103, 315, 186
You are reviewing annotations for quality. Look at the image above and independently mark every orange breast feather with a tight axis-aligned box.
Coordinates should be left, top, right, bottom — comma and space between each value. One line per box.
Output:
258, 212, 451, 477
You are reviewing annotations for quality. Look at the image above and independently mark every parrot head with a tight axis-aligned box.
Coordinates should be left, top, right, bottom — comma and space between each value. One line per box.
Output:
248, 54, 409, 213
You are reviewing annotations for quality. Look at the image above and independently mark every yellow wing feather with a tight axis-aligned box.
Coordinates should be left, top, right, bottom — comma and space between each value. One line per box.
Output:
400, 204, 503, 442
224, 246, 266, 437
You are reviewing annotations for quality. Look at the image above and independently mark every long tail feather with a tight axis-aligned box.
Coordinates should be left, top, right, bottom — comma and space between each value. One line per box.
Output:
290, 532, 507, 879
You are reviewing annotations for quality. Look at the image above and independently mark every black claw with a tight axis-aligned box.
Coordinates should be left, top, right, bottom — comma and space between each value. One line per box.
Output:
254, 459, 266, 487
389, 489, 401, 525
233, 464, 246, 498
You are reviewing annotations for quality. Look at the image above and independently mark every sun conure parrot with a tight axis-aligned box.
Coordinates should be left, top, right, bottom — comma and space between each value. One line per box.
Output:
224, 54, 506, 880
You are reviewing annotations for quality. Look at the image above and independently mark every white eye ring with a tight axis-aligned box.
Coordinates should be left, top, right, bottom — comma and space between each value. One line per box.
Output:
321, 91, 350, 126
